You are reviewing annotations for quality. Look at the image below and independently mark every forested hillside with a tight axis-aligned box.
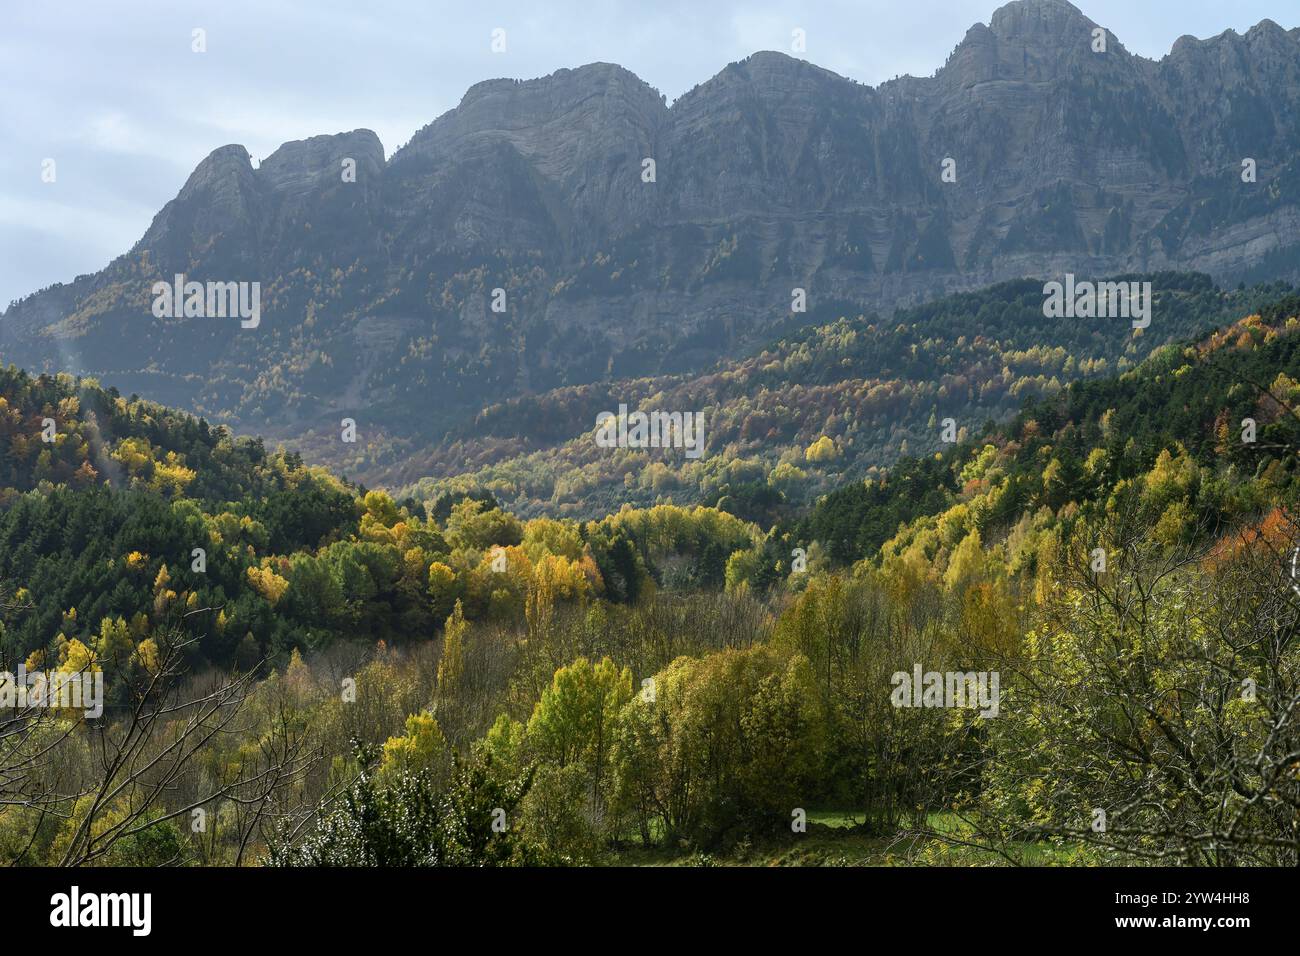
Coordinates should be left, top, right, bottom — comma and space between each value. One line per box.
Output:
800, 290, 1300, 567
404, 274, 1292, 520
2, 289, 1299, 867
0, 366, 758, 676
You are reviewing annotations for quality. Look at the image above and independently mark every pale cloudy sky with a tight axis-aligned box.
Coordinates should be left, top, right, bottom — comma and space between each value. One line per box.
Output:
1, 0, 1294, 309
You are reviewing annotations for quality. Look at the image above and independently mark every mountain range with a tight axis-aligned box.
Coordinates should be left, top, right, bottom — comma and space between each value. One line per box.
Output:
3, 0, 1299, 489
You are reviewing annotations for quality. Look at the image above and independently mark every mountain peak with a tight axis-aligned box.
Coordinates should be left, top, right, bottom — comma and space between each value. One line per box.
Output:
680, 50, 858, 111
941, 0, 1112, 87
184, 144, 253, 187
456, 61, 659, 111
138, 144, 259, 264
735, 50, 803, 71
259, 129, 384, 196
167, 143, 256, 210
1167, 17, 1300, 60
725, 50, 846, 85
989, 0, 1092, 38
393, 61, 665, 169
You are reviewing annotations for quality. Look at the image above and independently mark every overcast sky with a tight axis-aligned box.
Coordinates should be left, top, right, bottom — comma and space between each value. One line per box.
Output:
1, 0, 1294, 309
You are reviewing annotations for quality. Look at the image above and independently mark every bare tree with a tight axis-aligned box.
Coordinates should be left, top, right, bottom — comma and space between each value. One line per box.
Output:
2, 625, 320, 867
937, 505, 1300, 865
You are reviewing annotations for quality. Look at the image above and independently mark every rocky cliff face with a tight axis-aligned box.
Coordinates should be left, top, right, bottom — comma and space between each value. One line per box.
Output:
4, 0, 1299, 482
